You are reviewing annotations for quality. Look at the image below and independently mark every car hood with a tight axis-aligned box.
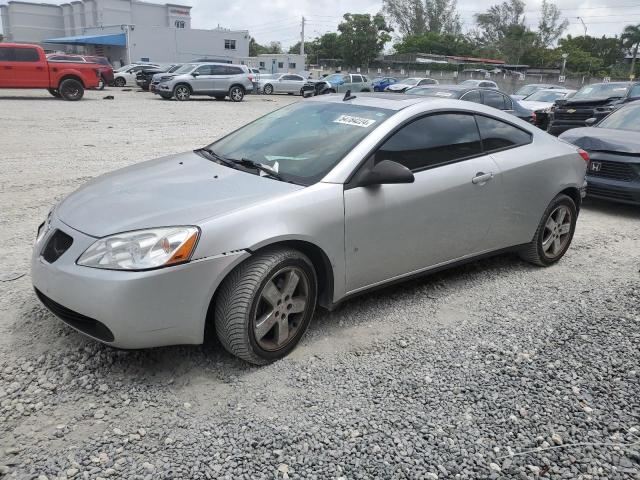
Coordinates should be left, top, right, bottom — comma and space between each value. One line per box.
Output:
562, 97, 622, 107
387, 83, 412, 90
519, 100, 553, 111
559, 127, 640, 154
56, 151, 303, 238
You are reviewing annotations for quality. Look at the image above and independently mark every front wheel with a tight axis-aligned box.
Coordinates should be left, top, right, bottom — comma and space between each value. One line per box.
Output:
114, 77, 126, 87
159, 93, 172, 100
229, 86, 245, 102
173, 84, 191, 101
48, 88, 61, 98
214, 248, 317, 364
262, 84, 273, 95
519, 194, 577, 266
59, 79, 84, 101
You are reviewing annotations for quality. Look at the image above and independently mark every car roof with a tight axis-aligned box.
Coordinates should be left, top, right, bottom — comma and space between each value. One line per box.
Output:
411, 84, 497, 93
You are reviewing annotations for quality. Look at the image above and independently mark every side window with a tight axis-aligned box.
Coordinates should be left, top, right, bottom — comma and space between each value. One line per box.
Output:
195, 65, 213, 75
419, 79, 435, 86
291, 75, 303, 81
352, 75, 363, 83
476, 115, 532, 152
483, 90, 506, 110
210, 65, 227, 75
225, 66, 244, 75
281, 74, 295, 80
14, 48, 40, 62
0, 48, 12, 61
629, 84, 640, 98
461, 90, 482, 103
376, 113, 482, 171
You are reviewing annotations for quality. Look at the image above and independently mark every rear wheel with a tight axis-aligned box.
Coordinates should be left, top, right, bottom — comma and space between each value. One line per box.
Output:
229, 85, 245, 102
214, 248, 317, 364
173, 84, 191, 101
58, 79, 84, 101
519, 194, 577, 266
114, 77, 126, 87
47, 88, 61, 98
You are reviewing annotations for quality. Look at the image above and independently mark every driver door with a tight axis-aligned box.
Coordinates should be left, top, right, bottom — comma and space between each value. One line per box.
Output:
190, 64, 215, 93
344, 112, 502, 293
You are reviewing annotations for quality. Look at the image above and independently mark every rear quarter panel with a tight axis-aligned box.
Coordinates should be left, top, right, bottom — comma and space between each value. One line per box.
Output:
489, 131, 586, 246
50, 63, 100, 89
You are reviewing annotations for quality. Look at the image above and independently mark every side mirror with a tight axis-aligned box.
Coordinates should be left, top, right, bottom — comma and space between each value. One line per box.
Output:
585, 117, 598, 126
191, 72, 199, 77
356, 160, 415, 188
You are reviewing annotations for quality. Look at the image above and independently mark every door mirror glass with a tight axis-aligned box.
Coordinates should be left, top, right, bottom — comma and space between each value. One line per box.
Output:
357, 160, 415, 188
585, 117, 598, 126
191, 72, 199, 77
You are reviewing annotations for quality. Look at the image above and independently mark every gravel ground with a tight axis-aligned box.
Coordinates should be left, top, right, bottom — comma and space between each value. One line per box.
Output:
1, 88, 639, 480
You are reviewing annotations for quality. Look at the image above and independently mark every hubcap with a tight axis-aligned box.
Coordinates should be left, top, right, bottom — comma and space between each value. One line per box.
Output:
542, 205, 572, 258
253, 267, 309, 351
176, 87, 188, 100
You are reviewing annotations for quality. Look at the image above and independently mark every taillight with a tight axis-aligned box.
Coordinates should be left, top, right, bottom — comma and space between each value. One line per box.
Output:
248, 74, 253, 81
531, 112, 537, 123
577, 148, 589, 162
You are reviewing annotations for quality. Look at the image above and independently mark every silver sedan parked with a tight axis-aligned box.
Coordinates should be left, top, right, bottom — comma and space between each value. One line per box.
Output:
259, 73, 306, 95
32, 94, 588, 364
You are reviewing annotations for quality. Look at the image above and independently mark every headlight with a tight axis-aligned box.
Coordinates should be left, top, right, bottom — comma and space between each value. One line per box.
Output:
36, 208, 55, 243
77, 227, 199, 271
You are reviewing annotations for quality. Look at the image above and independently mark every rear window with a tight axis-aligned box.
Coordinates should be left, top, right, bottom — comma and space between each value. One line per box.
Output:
14, 48, 40, 62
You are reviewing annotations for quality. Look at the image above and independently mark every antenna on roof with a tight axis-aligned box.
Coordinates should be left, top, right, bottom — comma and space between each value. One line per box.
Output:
343, 89, 356, 101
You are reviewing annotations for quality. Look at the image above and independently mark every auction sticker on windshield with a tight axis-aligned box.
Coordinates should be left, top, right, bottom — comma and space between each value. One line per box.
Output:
334, 115, 376, 128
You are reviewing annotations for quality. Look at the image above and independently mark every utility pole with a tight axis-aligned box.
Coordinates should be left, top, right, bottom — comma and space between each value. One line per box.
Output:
300, 16, 305, 56
577, 17, 587, 37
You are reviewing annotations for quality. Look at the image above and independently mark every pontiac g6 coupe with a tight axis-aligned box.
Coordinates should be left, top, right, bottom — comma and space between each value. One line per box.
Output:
32, 93, 588, 364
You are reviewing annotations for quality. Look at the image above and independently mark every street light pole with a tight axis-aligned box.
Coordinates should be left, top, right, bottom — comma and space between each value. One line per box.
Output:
561, 52, 569, 80
577, 17, 587, 37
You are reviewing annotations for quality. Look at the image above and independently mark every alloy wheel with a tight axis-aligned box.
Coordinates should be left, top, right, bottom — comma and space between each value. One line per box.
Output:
253, 266, 310, 352
263, 84, 273, 94
230, 87, 244, 101
541, 205, 572, 259
175, 86, 190, 101
61, 83, 81, 100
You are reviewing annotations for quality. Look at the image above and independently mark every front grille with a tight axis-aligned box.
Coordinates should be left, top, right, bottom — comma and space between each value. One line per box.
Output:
35, 289, 115, 342
587, 185, 635, 201
41, 229, 73, 263
588, 160, 636, 182
554, 109, 593, 121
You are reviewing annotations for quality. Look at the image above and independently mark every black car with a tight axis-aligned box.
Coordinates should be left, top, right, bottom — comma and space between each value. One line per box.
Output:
136, 64, 181, 91
548, 82, 640, 136
406, 84, 534, 122
560, 102, 640, 205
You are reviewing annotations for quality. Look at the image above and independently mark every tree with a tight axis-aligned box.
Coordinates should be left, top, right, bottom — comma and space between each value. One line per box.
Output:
249, 37, 283, 56
558, 35, 624, 70
622, 24, 640, 77
383, 0, 461, 37
474, 0, 526, 47
394, 31, 475, 56
536, 0, 568, 48
337, 13, 392, 67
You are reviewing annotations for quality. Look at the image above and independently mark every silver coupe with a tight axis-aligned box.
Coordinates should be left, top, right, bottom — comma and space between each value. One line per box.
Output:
32, 93, 588, 364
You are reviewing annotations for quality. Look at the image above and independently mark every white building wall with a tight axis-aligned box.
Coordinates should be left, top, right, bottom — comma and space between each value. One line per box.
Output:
241, 54, 307, 74
0, 2, 65, 43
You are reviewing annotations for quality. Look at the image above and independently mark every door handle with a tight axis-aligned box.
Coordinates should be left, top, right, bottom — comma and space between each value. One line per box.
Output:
472, 172, 494, 184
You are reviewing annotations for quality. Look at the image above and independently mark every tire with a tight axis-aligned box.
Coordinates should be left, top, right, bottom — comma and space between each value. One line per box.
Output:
173, 84, 191, 101
229, 85, 245, 102
214, 95, 226, 101
263, 84, 274, 95
159, 93, 172, 100
214, 248, 318, 364
326, 88, 336, 94
58, 78, 84, 101
114, 77, 126, 87
97, 75, 105, 90
361, 88, 370, 92
519, 194, 577, 267
47, 88, 61, 98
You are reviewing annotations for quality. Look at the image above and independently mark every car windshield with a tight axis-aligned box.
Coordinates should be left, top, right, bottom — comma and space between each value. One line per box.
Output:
597, 103, 640, 131
172, 63, 198, 74
207, 102, 393, 185
325, 74, 346, 82
573, 83, 629, 100
408, 88, 457, 97
516, 85, 542, 96
524, 90, 570, 102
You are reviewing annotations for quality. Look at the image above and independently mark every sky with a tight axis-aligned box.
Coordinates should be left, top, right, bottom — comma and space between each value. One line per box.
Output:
1, 0, 639, 49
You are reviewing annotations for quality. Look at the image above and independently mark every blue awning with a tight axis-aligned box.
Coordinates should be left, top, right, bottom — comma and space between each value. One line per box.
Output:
43, 33, 126, 47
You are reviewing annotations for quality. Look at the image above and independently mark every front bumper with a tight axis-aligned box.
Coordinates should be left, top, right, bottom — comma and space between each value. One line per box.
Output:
31, 216, 249, 348
586, 175, 640, 205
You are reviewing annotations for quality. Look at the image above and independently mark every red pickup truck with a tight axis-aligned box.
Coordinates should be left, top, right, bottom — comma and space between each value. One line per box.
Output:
0, 43, 101, 100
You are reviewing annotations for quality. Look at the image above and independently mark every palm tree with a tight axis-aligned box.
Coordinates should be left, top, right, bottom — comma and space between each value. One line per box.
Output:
622, 24, 640, 78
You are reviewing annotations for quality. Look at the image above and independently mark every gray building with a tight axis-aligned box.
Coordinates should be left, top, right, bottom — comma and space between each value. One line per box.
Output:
0, 0, 250, 65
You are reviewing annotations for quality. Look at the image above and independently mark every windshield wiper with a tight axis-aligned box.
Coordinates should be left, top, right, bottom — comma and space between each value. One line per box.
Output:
195, 148, 240, 170
232, 158, 286, 182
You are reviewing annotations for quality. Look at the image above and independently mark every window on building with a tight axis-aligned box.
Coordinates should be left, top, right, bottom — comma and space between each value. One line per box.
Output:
278, 62, 284, 69
174, 20, 185, 28
14, 48, 40, 62
376, 113, 482, 172
259, 61, 265, 68
289, 62, 296, 69
225, 39, 236, 50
